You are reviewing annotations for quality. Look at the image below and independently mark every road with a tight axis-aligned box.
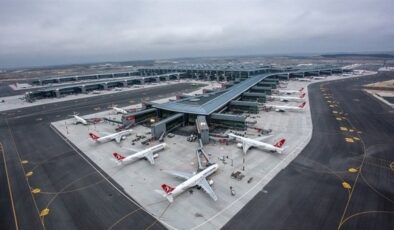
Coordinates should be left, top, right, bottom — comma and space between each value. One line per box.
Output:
224, 72, 394, 229
0, 83, 203, 230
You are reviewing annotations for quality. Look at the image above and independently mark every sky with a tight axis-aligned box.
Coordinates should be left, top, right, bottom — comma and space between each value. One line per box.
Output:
0, 0, 393, 68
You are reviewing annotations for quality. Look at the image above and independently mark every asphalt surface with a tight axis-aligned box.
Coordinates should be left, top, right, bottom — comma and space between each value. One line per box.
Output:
382, 97, 394, 104
224, 72, 394, 230
0, 83, 22, 97
0, 83, 203, 230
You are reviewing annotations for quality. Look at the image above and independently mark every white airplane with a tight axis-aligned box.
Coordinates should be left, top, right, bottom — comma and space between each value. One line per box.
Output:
266, 102, 306, 112
155, 163, 219, 203
89, 129, 133, 143
268, 93, 306, 102
113, 143, 166, 165
342, 73, 353, 76
111, 105, 128, 114
72, 114, 88, 125
296, 78, 311, 82
228, 133, 286, 154
277, 87, 304, 95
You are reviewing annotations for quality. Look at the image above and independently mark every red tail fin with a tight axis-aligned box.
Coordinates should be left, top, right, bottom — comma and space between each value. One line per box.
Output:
161, 184, 174, 194
299, 102, 306, 108
300, 93, 306, 98
113, 152, 125, 161
299, 87, 304, 92
274, 138, 286, 148
89, 132, 100, 140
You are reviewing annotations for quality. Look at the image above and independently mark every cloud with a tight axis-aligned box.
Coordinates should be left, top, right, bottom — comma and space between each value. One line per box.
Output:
0, 0, 393, 67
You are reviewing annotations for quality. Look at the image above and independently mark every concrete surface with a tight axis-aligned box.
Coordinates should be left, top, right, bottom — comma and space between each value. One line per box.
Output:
51, 71, 375, 229
364, 89, 394, 108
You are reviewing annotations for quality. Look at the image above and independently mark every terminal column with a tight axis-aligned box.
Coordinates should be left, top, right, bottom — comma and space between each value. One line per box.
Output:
55, 89, 61, 98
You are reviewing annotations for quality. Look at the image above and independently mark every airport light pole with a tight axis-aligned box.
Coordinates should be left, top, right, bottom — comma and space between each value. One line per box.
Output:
65, 121, 69, 134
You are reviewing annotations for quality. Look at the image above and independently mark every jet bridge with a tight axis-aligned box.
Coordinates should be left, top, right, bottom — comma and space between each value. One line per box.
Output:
151, 113, 185, 139
209, 113, 246, 130
196, 116, 209, 144
228, 100, 259, 113
121, 108, 158, 126
241, 92, 266, 102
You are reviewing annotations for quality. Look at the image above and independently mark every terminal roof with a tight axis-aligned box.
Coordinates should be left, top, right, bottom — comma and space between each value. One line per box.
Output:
153, 73, 272, 115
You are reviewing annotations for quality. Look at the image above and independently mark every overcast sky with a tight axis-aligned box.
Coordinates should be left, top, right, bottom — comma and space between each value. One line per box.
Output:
1, 0, 393, 68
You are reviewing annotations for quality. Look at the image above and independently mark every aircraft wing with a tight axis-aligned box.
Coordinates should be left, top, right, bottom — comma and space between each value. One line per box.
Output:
197, 178, 218, 201
115, 135, 122, 143
163, 170, 193, 180
122, 147, 139, 154
144, 151, 155, 165
100, 131, 112, 136
243, 141, 252, 154
254, 135, 273, 142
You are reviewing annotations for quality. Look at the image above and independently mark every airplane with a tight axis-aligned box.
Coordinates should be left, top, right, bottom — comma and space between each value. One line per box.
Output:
296, 78, 311, 82
228, 133, 286, 154
266, 102, 306, 112
89, 129, 133, 143
70, 113, 102, 125
110, 105, 128, 114
73, 114, 88, 125
113, 143, 166, 165
268, 93, 306, 102
342, 73, 353, 76
155, 163, 219, 203
277, 87, 304, 95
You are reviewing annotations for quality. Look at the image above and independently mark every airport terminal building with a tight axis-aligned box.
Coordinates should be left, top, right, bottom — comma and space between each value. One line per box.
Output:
104, 64, 350, 141
24, 64, 349, 139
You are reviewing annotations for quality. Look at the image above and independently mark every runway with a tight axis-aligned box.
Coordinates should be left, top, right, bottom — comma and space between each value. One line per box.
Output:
0, 83, 202, 230
224, 72, 394, 229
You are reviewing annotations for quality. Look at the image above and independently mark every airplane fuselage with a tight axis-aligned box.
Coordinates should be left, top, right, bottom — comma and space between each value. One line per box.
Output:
121, 143, 166, 164
74, 115, 88, 125
169, 164, 218, 198
113, 107, 128, 114
277, 89, 302, 95
95, 130, 132, 143
269, 95, 305, 102
229, 133, 284, 154
239, 137, 281, 152
266, 103, 305, 112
